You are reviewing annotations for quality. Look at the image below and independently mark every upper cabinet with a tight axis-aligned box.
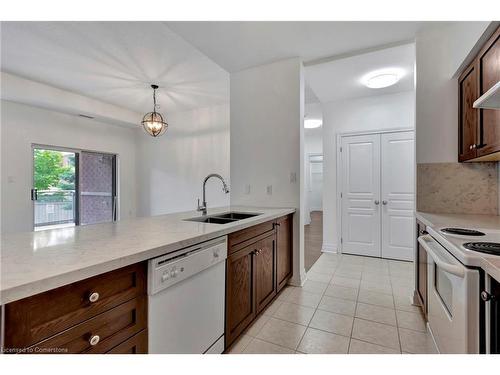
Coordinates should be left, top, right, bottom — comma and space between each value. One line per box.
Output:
458, 26, 500, 162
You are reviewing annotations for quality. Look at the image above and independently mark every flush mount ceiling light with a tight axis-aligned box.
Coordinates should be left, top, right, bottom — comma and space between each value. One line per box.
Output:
362, 68, 405, 89
304, 119, 322, 129
141, 84, 168, 137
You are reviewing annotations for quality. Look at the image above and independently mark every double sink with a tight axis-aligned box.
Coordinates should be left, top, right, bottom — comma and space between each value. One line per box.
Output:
185, 211, 261, 224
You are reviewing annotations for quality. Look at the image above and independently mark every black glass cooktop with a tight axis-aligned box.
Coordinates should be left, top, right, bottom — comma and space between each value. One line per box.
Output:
463, 242, 500, 255
441, 228, 486, 236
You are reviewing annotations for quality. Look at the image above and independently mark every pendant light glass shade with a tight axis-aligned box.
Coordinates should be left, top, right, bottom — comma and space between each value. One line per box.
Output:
141, 84, 168, 137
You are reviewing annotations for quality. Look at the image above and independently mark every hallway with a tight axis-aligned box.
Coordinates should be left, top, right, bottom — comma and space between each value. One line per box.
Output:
305, 211, 323, 271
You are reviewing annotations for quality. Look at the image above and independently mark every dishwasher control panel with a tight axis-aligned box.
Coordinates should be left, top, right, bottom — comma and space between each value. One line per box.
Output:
148, 236, 227, 295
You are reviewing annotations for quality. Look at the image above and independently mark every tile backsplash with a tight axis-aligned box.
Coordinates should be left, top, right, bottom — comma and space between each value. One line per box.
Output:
417, 162, 499, 215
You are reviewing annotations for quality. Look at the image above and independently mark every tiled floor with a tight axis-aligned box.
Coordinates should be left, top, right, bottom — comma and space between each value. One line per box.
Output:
227, 252, 437, 354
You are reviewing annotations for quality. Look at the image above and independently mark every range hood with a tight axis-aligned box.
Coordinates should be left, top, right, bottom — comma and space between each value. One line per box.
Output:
473, 81, 500, 110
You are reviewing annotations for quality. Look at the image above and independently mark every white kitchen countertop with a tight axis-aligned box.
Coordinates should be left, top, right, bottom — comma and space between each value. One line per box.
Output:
0, 206, 295, 305
416, 211, 500, 282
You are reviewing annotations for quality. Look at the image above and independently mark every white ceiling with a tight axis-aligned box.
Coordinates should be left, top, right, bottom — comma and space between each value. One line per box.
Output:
305, 43, 415, 103
0, 22, 229, 114
166, 21, 434, 73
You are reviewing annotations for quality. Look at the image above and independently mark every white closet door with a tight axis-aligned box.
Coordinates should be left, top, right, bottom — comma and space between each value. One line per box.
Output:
341, 134, 381, 257
381, 131, 415, 261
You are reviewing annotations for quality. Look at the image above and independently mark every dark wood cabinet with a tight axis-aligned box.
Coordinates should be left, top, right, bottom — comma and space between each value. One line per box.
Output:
4, 262, 148, 354
225, 214, 293, 348
477, 27, 500, 159
415, 220, 428, 318
225, 242, 257, 345
276, 215, 293, 292
458, 62, 479, 161
107, 330, 148, 354
458, 26, 500, 162
255, 234, 277, 313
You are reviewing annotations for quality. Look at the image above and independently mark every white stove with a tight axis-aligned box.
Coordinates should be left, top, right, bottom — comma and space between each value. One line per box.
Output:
418, 225, 500, 354
427, 226, 500, 268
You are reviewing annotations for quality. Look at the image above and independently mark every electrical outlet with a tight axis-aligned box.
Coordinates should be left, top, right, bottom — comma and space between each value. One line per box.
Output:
290, 172, 297, 183
266, 185, 273, 195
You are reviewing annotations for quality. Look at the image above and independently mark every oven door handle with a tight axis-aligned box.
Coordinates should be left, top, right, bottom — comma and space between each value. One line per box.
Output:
418, 235, 465, 278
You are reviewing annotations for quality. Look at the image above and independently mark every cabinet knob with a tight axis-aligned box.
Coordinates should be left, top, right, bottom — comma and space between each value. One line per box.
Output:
89, 334, 100, 346
89, 292, 100, 303
374, 200, 380, 205
382, 200, 388, 205
472, 144, 477, 149
469, 145, 473, 150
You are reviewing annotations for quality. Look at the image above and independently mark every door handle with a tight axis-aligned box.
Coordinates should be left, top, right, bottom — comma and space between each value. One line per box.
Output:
31, 188, 38, 201
418, 235, 465, 278
374, 200, 380, 205
112, 196, 117, 221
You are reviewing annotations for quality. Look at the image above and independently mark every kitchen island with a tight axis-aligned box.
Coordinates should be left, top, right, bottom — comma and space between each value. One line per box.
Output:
1, 206, 295, 305
1, 206, 295, 354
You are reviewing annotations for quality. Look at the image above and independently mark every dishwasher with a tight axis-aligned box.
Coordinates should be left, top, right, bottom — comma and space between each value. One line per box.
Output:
148, 236, 227, 354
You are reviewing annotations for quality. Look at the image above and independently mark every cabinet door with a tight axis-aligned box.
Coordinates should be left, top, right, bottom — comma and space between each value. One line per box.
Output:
458, 62, 479, 162
415, 221, 428, 318
255, 234, 277, 313
276, 215, 292, 292
478, 27, 500, 158
225, 244, 256, 347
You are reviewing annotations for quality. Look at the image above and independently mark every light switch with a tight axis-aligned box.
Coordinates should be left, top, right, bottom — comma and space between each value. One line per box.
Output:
266, 185, 273, 195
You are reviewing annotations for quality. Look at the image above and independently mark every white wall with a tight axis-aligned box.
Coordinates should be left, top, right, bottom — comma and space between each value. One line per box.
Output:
230, 58, 305, 285
1, 100, 138, 233
136, 104, 230, 216
322, 91, 415, 251
415, 22, 491, 163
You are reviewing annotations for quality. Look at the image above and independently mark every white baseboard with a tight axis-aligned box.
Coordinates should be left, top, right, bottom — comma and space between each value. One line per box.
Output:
321, 242, 338, 253
289, 267, 307, 287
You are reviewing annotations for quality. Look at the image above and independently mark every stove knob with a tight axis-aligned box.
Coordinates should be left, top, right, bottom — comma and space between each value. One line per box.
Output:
481, 291, 494, 302
161, 272, 170, 282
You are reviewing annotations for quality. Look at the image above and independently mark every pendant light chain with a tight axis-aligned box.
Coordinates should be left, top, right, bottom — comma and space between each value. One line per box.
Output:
153, 87, 157, 112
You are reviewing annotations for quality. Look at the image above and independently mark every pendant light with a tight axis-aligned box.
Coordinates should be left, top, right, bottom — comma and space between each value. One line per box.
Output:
141, 84, 168, 137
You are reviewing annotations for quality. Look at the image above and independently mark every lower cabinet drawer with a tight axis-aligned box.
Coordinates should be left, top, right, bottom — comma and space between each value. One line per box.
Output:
26, 296, 147, 354
107, 330, 148, 354
5, 262, 147, 349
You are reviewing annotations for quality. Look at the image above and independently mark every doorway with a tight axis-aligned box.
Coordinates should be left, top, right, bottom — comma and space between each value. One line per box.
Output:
32, 145, 117, 230
305, 153, 324, 271
339, 130, 415, 261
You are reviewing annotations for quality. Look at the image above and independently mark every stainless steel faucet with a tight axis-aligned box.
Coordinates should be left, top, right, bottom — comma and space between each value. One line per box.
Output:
197, 173, 230, 215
